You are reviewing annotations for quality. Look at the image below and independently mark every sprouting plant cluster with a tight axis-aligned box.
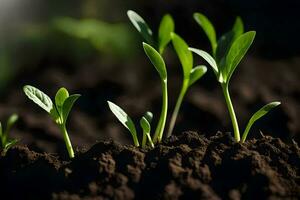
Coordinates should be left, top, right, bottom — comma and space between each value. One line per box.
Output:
1, 10, 281, 159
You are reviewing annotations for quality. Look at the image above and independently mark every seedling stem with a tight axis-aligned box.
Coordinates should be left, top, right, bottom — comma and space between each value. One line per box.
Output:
222, 84, 240, 141
153, 80, 168, 143
167, 79, 188, 137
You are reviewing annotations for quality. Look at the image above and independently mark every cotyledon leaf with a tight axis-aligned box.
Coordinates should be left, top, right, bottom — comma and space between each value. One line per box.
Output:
188, 65, 207, 86
242, 101, 281, 142
127, 10, 154, 45
193, 12, 217, 54
158, 14, 174, 54
143, 42, 167, 81
171, 33, 193, 79
107, 101, 139, 146
23, 85, 53, 113
62, 94, 81, 124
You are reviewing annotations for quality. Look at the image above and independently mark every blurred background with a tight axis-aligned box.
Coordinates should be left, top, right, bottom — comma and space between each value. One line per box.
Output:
0, 0, 299, 158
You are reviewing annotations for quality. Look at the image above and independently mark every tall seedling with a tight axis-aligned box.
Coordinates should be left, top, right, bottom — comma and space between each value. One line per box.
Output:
190, 13, 280, 142
128, 10, 207, 138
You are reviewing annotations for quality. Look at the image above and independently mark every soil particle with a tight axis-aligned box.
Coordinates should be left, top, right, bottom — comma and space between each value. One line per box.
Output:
0, 131, 299, 200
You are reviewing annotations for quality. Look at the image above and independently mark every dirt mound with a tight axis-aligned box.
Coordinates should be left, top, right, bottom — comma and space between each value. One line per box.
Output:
0, 132, 299, 200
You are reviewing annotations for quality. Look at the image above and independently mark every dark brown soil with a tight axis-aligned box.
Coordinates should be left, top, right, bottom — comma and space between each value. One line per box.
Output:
0, 131, 299, 200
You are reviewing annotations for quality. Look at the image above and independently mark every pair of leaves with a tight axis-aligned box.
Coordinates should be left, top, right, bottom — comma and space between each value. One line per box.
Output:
23, 85, 80, 125
193, 12, 253, 84
107, 101, 153, 147
171, 33, 207, 86
127, 10, 174, 54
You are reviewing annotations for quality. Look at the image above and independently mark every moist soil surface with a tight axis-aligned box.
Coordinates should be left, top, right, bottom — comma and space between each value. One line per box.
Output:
0, 131, 299, 200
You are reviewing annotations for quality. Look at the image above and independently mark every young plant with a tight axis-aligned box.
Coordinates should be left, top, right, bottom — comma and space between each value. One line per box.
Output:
23, 85, 80, 158
0, 114, 19, 153
143, 42, 168, 143
167, 33, 207, 137
107, 101, 154, 148
108, 42, 167, 145
127, 10, 174, 54
189, 13, 280, 142
128, 10, 207, 137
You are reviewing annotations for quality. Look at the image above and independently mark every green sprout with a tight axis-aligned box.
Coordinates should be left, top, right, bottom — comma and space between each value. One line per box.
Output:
23, 85, 80, 158
107, 101, 154, 148
0, 114, 19, 153
128, 10, 207, 137
108, 42, 167, 145
189, 13, 280, 142
167, 33, 207, 137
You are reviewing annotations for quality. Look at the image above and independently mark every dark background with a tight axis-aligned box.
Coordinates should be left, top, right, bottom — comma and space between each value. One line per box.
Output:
0, 0, 299, 157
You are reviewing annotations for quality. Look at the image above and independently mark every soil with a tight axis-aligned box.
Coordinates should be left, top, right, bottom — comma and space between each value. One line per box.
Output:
0, 131, 299, 200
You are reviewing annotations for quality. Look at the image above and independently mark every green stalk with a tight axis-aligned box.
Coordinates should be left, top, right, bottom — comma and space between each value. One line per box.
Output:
167, 80, 189, 137
222, 84, 240, 142
241, 123, 251, 143
142, 131, 147, 148
153, 80, 168, 143
59, 124, 75, 158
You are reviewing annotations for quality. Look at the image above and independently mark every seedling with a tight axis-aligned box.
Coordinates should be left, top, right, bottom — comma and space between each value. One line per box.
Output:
108, 42, 167, 145
128, 10, 207, 137
0, 114, 19, 153
107, 101, 154, 148
189, 13, 280, 142
23, 85, 80, 158
167, 33, 207, 137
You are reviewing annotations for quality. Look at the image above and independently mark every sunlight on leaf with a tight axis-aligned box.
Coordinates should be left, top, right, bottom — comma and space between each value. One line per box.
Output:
127, 10, 154, 45
23, 85, 53, 113
189, 65, 207, 86
143, 42, 167, 80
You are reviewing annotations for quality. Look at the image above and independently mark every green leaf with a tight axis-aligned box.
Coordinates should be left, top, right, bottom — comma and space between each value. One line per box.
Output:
143, 42, 167, 80
5, 114, 18, 135
55, 87, 69, 115
242, 102, 281, 142
216, 17, 244, 65
62, 94, 80, 124
127, 10, 154, 45
140, 116, 151, 134
107, 101, 139, 146
224, 31, 256, 83
171, 33, 193, 79
232, 17, 244, 37
188, 48, 219, 76
193, 12, 217, 54
158, 14, 174, 54
23, 85, 53, 113
189, 65, 207, 86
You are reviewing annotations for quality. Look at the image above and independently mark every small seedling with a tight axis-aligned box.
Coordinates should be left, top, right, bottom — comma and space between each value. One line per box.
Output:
107, 101, 154, 148
128, 10, 207, 137
23, 85, 80, 158
108, 42, 167, 146
189, 13, 280, 142
167, 33, 207, 137
0, 114, 19, 153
